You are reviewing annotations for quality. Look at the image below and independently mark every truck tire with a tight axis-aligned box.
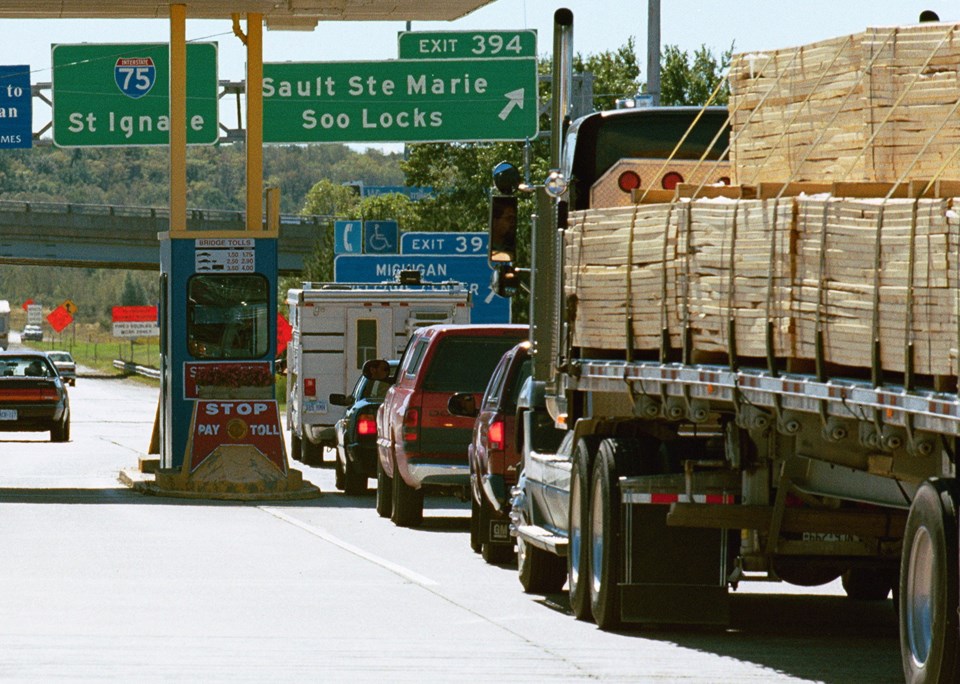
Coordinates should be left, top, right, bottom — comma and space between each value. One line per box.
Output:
568, 436, 598, 622
589, 438, 626, 630
290, 432, 302, 462
842, 567, 895, 601
900, 478, 960, 684
300, 437, 323, 466
391, 459, 424, 527
470, 493, 482, 554
376, 457, 393, 518
334, 457, 346, 491
518, 507, 567, 594
482, 541, 514, 565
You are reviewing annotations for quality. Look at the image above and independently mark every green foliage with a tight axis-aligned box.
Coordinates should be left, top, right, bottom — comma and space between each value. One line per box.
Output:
574, 36, 643, 111
660, 44, 732, 106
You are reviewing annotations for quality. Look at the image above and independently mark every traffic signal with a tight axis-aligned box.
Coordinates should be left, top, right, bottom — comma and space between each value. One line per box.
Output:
492, 263, 520, 298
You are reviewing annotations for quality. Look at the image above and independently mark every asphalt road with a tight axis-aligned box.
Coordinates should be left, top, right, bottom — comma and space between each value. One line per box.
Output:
0, 374, 904, 682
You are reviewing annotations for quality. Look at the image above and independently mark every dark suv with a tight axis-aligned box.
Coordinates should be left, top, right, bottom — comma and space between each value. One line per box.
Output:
367, 324, 527, 527
449, 341, 531, 564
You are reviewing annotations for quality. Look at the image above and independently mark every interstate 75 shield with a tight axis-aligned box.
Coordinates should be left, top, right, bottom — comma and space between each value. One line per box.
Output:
114, 57, 156, 99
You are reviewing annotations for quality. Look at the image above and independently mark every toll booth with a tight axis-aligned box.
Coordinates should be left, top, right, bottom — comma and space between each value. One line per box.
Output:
159, 233, 279, 471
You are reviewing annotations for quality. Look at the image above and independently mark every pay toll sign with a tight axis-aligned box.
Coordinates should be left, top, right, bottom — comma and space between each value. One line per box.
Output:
262, 58, 537, 144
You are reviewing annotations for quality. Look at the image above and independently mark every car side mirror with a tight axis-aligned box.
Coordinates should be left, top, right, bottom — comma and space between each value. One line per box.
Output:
447, 392, 479, 418
329, 393, 352, 407
362, 358, 393, 383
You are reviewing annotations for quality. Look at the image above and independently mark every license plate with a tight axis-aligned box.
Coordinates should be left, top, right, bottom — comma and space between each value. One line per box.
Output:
489, 520, 511, 542
0, 409, 17, 421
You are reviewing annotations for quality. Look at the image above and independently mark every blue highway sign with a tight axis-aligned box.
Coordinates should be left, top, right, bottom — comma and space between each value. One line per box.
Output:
334, 254, 509, 324
401, 231, 488, 256
0, 65, 32, 149
364, 220, 399, 254
334, 220, 362, 255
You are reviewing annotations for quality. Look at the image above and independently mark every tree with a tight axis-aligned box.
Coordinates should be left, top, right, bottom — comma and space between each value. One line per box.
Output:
660, 43, 732, 106
301, 178, 361, 216
574, 36, 643, 111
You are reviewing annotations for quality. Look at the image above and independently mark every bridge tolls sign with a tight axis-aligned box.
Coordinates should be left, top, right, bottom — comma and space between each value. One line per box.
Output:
51, 43, 218, 147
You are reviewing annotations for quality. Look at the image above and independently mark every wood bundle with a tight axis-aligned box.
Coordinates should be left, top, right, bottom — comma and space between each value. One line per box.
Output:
565, 196, 960, 377
729, 23, 960, 184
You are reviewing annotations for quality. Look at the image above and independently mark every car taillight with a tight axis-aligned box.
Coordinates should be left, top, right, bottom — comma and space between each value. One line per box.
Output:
488, 419, 505, 451
402, 408, 419, 442
357, 414, 377, 436
303, 378, 316, 397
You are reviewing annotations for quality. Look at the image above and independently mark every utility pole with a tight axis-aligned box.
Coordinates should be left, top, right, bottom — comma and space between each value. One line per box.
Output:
647, 0, 661, 105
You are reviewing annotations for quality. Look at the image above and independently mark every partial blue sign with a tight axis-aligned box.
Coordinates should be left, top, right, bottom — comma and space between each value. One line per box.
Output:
334, 254, 509, 324
0, 65, 32, 149
362, 185, 434, 201
402, 231, 488, 256
334, 220, 362, 255
364, 220, 399, 254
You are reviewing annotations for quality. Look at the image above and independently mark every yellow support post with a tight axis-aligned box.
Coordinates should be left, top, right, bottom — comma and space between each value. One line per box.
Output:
246, 13, 264, 231
169, 4, 187, 232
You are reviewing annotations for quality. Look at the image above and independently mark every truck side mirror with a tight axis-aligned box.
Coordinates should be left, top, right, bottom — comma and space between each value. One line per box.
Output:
447, 392, 479, 418
489, 194, 518, 264
362, 358, 392, 383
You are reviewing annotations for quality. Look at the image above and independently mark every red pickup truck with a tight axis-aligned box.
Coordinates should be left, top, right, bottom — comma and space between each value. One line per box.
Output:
367, 324, 527, 528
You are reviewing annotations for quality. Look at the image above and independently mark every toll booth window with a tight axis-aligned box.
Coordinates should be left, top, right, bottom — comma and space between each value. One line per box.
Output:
187, 274, 269, 359
356, 319, 378, 369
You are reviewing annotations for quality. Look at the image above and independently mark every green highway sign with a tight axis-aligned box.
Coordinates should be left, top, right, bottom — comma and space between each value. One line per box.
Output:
262, 58, 538, 144
52, 43, 218, 147
398, 30, 537, 60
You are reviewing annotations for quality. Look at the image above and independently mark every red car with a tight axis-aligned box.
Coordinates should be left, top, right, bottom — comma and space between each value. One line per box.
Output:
449, 341, 531, 563
367, 324, 527, 528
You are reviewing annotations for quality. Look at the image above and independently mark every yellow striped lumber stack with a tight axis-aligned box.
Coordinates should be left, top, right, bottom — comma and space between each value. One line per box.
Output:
729, 23, 960, 185
565, 195, 960, 376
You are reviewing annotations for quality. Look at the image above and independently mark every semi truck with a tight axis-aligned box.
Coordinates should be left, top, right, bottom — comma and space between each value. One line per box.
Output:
504, 11, 960, 684
285, 277, 471, 465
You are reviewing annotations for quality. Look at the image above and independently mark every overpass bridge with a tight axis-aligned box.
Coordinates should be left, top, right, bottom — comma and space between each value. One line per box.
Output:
0, 200, 330, 273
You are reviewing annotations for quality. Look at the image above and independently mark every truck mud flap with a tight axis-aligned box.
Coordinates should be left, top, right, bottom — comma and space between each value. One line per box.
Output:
620, 503, 729, 626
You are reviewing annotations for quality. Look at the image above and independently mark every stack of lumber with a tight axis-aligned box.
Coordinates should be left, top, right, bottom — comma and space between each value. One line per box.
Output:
729, 23, 960, 184
565, 195, 960, 377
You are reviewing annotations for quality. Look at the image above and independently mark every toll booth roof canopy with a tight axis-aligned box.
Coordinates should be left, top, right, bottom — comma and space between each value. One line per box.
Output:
0, 0, 495, 26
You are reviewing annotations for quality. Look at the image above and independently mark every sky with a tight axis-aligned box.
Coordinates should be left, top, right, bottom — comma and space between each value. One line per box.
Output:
0, 0, 950, 147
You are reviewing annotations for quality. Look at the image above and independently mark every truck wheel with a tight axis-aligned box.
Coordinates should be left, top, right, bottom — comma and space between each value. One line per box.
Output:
290, 433, 302, 462
900, 479, 960, 684
589, 438, 625, 630
391, 459, 423, 527
470, 493, 482, 554
376, 457, 393, 518
842, 567, 895, 601
568, 436, 598, 621
300, 438, 323, 466
342, 456, 367, 495
482, 541, 514, 565
334, 457, 346, 491
518, 508, 567, 594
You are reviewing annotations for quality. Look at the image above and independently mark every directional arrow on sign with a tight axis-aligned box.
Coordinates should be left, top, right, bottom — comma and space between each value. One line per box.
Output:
498, 89, 525, 121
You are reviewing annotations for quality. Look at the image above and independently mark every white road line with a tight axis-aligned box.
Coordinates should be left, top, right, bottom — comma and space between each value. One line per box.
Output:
260, 506, 439, 587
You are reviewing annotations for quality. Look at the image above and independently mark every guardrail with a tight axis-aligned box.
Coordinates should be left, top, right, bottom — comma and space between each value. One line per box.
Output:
113, 359, 161, 380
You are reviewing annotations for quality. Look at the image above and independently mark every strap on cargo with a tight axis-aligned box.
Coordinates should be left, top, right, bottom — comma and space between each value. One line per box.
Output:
726, 201, 740, 371
659, 203, 678, 363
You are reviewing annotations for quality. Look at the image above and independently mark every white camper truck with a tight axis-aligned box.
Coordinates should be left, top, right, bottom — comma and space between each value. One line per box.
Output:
285, 279, 471, 465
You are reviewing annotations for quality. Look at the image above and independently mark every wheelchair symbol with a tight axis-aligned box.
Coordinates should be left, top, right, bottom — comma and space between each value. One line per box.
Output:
368, 225, 390, 252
